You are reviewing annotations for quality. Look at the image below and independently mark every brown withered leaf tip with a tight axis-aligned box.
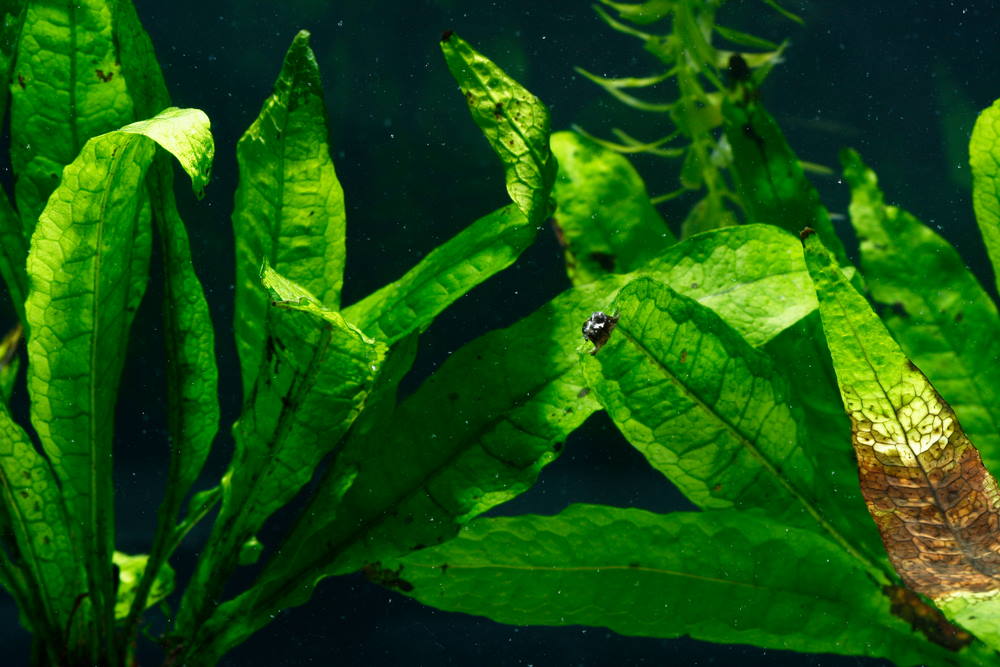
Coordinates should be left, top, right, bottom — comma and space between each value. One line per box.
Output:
846, 373, 1000, 598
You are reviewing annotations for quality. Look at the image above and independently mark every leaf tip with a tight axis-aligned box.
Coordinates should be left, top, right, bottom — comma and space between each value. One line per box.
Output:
798, 226, 816, 242
441, 29, 454, 43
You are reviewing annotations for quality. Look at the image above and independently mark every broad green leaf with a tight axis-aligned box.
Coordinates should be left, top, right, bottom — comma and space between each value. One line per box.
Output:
0, 405, 83, 653
582, 277, 882, 575
843, 149, 1000, 473
25, 107, 213, 650
441, 32, 556, 225
804, 232, 1000, 652
112, 552, 174, 620
175, 265, 386, 637
11, 0, 136, 232
643, 223, 816, 346
550, 130, 674, 284
187, 279, 613, 660
970, 98, 1000, 295
722, 99, 848, 264
389, 505, 967, 666
343, 204, 534, 343
234, 30, 346, 396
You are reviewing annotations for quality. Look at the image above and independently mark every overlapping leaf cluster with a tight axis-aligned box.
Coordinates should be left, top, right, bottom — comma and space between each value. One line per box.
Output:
4, 1, 1000, 666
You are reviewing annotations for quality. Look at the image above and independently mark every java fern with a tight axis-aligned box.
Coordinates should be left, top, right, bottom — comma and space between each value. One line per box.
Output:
2, 1, 1000, 666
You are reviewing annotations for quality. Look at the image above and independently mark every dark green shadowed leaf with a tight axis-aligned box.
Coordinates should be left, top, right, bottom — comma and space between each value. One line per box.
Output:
186, 279, 614, 660
112, 5, 221, 637
25, 107, 213, 655
441, 32, 556, 225
175, 265, 386, 639
550, 130, 674, 284
0, 405, 83, 653
582, 278, 883, 576
0, 1, 26, 320
722, 100, 848, 264
843, 149, 1000, 472
970, 98, 1000, 295
234, 30, 346, 396
11, 0, 136, 232
343, 204, 534, 343
389, 505, 963, 666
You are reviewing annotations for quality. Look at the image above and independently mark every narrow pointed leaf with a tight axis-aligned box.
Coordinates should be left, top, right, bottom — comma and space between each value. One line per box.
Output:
25, 106, 213, 647
551, 130, 674, 284
582, 277, 881, 572
0, 1, 27, 320
441, 32, 556, 225
176, 265, 386, 636
970, 98, 1000, 295
389, 505, 969, 665
804, 232, 1000, 650
843, 149, 1000, 472
11, 0, 136, 232
722, 99, 848, 264
234, 30, 346, 396
343, 204, 534, 343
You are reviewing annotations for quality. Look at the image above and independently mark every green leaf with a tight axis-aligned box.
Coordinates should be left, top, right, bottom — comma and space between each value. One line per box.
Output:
0, 405, 83, 653
175, 264, 386, 638
440, 31, 556, 225
803, 231, 1000, 652
643, 223, 816, 346
722, 100, 848, 264
582, 277, 882, 574
0, 1, 26, 320
25, 106, 213, 651
11, 0, 137, 233
970, 98, 1000, 295
343, 204, 534, 343
598, 0, 673, 25
112, 552, 174, 620
187, 279, 613, 660
0, 324, 21, 402
389, 505, 963, 666
233, 30, 346, 396
843, 149, 1000, 473
550, 130, 674, 284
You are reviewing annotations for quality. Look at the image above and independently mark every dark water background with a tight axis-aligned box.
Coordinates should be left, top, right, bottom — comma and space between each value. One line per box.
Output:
3, 0, 998, 664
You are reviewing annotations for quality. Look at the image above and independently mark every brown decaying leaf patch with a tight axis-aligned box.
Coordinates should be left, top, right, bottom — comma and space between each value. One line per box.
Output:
848, 369, 1000, 598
